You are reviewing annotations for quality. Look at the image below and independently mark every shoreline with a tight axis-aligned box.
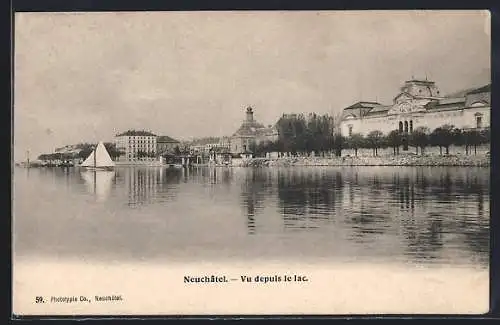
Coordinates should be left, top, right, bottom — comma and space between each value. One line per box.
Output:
237, 154, 490, 168
17, 154, 490, 169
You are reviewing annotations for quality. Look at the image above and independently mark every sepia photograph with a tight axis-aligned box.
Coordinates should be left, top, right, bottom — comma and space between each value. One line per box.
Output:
12, 10, 491, 316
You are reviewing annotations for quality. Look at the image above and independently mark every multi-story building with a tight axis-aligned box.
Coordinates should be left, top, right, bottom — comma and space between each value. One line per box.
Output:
156, 135, 180, 155
230, 106, 279, 155
340, 79, 490, 139
189, 137, 231, 154
115, 130, 157, 162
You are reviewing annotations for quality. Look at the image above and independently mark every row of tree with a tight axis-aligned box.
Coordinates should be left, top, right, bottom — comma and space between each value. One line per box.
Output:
38, 141, 195, 162
270, 113, 338, 153
38, 143, 125, 161
348, 125, 490, 156
251, 123, 490, 157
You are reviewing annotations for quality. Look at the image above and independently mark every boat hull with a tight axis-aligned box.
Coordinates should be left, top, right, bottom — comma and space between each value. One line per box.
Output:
166, 164, 183, 169
80, 166, 114, 171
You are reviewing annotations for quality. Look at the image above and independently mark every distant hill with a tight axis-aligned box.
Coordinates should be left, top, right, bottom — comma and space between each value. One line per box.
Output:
189, 137, 222, 145
445, 67, 491, 98
445, 83, 491, 98
444, 87, 479, 98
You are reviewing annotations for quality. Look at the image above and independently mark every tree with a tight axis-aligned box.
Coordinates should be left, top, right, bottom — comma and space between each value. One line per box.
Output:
411, 127, 430, 156
451, 128, 465, 153
253, 142, 265, 157
276, 112, 336, 156
346, 133, 365, 157
178, 143, 191, 155
386, 130, 401, 156
248, 142, 258, 155
366, 130, 384, 156
463, 129, 482, 156
38, 154, 49, 161
76, 143, 95, 159
276, 114, 307, 154
333, 133, 344, 157
480, 127, 490, 144
430, 124, 455, 155
104, 142, 124, 160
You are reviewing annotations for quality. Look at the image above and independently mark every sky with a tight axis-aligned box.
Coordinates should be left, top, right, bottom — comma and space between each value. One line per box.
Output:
13, 10, 491, 162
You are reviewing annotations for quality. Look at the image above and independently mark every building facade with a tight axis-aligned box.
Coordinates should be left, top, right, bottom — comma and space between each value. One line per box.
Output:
230, 106, 279, 155
340, 80, 490, 138
156, 135, 180, 155
115, 130, 157, 162
189, 137, 230, 155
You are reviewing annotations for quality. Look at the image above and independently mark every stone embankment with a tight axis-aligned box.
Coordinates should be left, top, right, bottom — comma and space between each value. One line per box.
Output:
238, 154, 490, 168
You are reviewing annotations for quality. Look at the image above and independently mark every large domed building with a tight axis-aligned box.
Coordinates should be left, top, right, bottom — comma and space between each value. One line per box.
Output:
339, 79, 491, 144
230, 106, 278, 155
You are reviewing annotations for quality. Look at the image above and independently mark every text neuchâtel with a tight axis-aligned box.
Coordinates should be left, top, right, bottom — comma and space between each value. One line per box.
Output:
184, 275, 229, 283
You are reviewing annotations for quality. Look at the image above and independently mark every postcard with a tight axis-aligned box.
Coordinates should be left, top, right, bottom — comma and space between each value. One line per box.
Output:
12, 10, 491, 316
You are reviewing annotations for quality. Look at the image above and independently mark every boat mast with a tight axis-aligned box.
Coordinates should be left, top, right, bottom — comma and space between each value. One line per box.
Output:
26, 150, 30, 168
93, 143, 97, 194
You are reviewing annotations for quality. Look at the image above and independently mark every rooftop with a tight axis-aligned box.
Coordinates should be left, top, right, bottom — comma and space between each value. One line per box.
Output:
436, 97, 466, 105
233, 122, 270, 136
157, 135, 180, 143
343, 101, 381, 110
367, 105, 390, 113
116, 130, 156, 137
404, 79, 436, 84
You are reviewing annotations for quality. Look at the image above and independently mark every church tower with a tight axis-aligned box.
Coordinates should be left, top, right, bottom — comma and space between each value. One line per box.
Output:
245, 106, 254, 123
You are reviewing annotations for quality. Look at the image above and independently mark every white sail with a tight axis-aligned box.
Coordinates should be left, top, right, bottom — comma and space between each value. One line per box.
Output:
95, 141, 115, 167
80, 150, 95, 167
80, 141, 115, 167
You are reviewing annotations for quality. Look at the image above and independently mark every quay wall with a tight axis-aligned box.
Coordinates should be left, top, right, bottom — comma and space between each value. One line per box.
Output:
115, 161, 164, 167
238, 154, 490, 168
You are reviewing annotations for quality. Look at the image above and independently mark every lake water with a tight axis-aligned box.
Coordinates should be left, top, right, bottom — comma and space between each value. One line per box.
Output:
13, 166, 491, 315
13, 166, 489, 267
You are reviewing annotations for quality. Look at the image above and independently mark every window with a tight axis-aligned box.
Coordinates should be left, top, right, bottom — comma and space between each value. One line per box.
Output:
410, 120, 413, 133
399, 121, 403, 133
348, 125, 353, 137
404, 121, 409, 133
476, 115, 483, 128
243, 145, 247, 151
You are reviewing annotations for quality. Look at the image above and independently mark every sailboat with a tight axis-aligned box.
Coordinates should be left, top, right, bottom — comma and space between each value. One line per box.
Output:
80, 141, 115, 171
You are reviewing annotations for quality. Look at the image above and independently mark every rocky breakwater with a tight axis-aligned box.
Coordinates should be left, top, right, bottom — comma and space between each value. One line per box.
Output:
240, 154, 490, 167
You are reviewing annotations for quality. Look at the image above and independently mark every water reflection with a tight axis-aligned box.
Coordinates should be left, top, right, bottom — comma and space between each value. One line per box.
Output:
277, 169, 342, 230
114, 167, 182, 206
239, 169, 273, 235
270, 167, 488, 265
80, 170, 115, 202
14, 166, 489, 266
